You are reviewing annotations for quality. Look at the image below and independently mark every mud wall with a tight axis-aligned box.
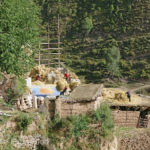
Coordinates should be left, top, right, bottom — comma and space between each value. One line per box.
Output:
112, 110, 140, 127
147, 114, 150, 128
55, 97, 101, 118
49, 100, 56, 118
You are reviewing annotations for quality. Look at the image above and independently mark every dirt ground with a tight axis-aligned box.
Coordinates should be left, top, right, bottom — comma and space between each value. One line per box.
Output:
118, 129, 150, 150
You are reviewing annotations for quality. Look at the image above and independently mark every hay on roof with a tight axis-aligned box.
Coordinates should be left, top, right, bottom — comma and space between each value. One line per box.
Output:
106, 101, 150, 107
102, 88, 150, 107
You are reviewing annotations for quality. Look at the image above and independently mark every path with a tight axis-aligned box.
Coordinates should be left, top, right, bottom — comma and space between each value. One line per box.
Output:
131, 84, 150, 92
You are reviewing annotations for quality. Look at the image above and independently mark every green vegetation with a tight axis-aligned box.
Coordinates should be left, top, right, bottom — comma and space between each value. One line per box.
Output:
105, 46, 121, 78
0, 115, 10, 125
81, 16, 93, 33
16, 113, 32, 133
35, 0, 150, 82
48, 103, 114, 149
6, 77, 27, 104
0, 0, 149, 82
0, 0, 40, 76
94, 103, 114, 138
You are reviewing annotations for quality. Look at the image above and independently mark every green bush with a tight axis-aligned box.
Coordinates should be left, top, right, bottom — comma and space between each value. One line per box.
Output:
6, 77, 27, 104
94, 103, 114, 138
69, 115, 90, 137
105, 46, 121, 77
49, 115, 64, 131
16, 113, 32, 133
81, 17, 93, 33
13, 77, 27, 97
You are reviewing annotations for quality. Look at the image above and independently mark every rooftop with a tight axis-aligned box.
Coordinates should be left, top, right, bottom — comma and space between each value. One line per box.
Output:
65, 84, 103, 103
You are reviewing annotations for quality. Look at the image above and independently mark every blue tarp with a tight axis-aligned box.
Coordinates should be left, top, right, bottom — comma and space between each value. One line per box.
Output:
30, 86, 60, 98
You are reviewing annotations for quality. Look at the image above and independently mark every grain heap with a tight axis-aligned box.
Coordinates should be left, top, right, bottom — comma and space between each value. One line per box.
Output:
29, 65, 80, 91
102, 88, 148, 106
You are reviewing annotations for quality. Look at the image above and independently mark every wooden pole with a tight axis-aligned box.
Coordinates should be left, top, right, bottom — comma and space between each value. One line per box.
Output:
48, 23, 50, 67
39, 44, 41, 65
58, 14, 61, 68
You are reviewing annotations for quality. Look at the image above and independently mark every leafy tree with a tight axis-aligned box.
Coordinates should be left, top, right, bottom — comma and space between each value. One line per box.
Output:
105, 46, 121, 77
81, 16, 93, 33
0, 0, 40, 76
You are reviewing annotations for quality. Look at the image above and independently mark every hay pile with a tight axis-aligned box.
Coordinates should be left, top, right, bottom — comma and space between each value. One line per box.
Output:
29, 65, 65, 84
29, 65, 81, 92
69, 79, 80, 91
56, 80, 68, 92
29, 65, 51, 82
102, 88, 144, 105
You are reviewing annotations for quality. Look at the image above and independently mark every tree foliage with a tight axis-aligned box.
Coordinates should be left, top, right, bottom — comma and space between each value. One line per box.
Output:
81, 17, 93, 33
0, 0, 40, 76
106, 46, 121, 77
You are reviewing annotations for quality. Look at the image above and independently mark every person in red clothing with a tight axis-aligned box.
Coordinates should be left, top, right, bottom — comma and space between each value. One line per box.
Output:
64, 72, 69, 81
36, 74, 41, 80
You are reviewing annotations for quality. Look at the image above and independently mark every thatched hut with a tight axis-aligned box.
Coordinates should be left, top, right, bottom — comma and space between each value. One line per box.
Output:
55, 84, 103, 118
104, 98, 150, 128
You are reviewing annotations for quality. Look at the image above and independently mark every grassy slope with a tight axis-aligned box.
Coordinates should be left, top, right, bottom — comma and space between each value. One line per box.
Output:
37, 0, 150, 83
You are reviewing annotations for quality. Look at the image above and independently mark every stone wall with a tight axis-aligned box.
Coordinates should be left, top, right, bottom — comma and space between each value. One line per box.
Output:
55, 97, 101, 118
49, 99, 56, 118
112, 110, 140, 127
147, 114, 150, 128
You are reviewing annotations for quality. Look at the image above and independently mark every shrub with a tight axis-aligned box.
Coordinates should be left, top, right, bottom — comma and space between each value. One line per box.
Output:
16, 113, 32, 133
49, 114, 63, 131
81, 16, 93, 33
13, 77, 27, 97
69, 115, 90, 137
94, 103, 114, 138
105, 46, 121, 78
6, 77, 27, 104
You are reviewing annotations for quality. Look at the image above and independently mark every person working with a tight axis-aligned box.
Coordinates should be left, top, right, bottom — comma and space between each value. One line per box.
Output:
64, 72, 69, 81
60, 87, 67, 95
36, 74, 41, 80
126, 91, 131, 102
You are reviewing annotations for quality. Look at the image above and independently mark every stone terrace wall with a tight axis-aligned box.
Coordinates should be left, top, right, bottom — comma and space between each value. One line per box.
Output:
55, 97, 101, 118
112, 110, 140, 127
147, 114, 150, 128
49, 100, 56, 118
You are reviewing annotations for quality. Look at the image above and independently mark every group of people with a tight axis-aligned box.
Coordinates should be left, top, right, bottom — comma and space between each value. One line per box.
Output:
35, 71, 69, 96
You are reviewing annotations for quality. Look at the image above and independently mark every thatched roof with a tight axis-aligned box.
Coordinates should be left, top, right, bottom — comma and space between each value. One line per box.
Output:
66, 84, 103, 103
102, 99, 150, 107
102, 88, 150, 108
